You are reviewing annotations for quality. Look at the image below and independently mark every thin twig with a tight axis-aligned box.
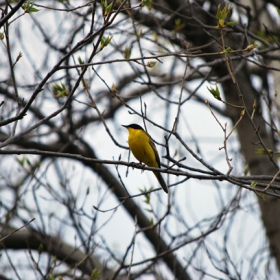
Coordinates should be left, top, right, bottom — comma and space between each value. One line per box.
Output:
0, 218, 35, 243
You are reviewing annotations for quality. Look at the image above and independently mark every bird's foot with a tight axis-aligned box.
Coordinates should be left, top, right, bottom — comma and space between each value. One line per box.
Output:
130, 162, 146, 171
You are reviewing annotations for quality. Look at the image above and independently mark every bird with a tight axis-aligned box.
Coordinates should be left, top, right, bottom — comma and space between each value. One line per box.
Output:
122, 123, 168, 193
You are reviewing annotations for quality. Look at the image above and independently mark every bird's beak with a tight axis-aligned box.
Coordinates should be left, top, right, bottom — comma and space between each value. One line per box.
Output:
122, 125, 128, 128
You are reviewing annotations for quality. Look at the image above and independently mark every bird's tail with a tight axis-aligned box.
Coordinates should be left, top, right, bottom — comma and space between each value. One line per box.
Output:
153, 171, 168, 193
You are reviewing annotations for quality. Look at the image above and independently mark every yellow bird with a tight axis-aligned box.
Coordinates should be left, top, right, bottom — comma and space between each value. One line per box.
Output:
122, 124, 168, 193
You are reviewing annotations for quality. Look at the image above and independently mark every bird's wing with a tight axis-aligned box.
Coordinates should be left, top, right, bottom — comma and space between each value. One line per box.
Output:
149, 137, 161, 168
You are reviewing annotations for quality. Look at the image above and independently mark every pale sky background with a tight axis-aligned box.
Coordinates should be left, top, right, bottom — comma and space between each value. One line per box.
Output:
0, 1, 278, 279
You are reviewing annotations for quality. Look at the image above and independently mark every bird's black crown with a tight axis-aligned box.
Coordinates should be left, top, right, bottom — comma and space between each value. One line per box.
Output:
123, 124, 144, 130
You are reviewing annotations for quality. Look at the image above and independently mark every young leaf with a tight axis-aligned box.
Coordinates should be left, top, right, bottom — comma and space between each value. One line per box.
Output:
140, 0, 152, 10
22, 1, 40, 13
91, 268, 101, 279
207, 85, 221, 100
38, 243, 44, 254
147, 61, 156, 68
124, 46, 131, 59
255, 148, 273, 155
100, 36, 113, 50
112, 83, 117, 93
52, 82, 69, 98
216, 4, 235, 28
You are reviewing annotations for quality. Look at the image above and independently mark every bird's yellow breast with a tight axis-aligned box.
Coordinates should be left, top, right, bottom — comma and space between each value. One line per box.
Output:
127, 128, 158, 167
